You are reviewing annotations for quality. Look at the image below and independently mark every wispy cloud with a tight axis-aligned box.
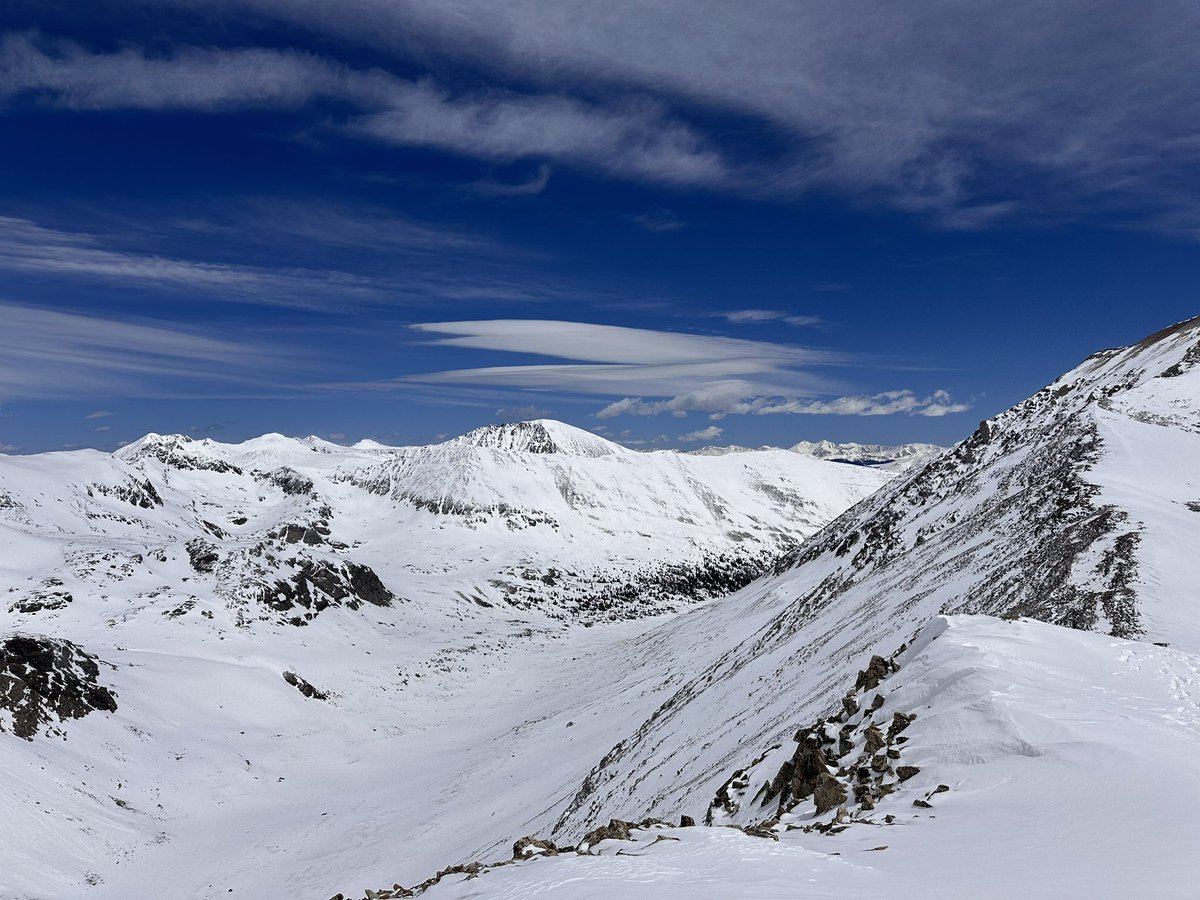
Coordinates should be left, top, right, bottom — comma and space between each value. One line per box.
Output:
348, 90, 727, 187
390, 319, 970, 420
84, 409, 114, 419
721, 310, 822, 327
0, 301, 291, 400
0, 210, 588, 308
0, 215, 384, 307
470, 164, 552, 197
96, 0, 1200, 231
632, 208, 685, 232
1, 34, 731, 190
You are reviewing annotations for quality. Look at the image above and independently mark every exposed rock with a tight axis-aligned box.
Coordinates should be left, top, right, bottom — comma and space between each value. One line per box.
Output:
9, 590, 73, 615
89, 478, 163, 509
580, 818, 632, 848
265, 467, 314, 496
512, 836, 557, 858
887, 712, 916, 742
679, 815, 696, 827
863, 724, 885, 754
813, 773, 848, 814
283, 671, 328, 701
255, 560, 394, 624
896, 765, 921, 782
579, 817, 667, 851
0, 635, 117, 740
186, 539, 219, 574
854, 655, 893, 692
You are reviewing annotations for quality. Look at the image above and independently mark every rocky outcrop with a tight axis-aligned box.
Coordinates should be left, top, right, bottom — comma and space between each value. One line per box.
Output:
254, 560, 394, 625
262, 467, 315, 497
283, 671, 328, 700
512, 836, 558, 858
0, 636, 118, 740
707, 638, 929, 833
186, 539, 220, 573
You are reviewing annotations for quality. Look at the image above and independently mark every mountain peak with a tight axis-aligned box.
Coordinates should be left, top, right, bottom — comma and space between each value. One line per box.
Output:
447, 420, 624, 457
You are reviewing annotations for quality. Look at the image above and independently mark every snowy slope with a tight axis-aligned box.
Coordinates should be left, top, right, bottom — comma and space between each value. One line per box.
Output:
542, 315, 1200, 840
0, 421, 888, 898
4, 314, 1200, 900
402, 616, 1200, 900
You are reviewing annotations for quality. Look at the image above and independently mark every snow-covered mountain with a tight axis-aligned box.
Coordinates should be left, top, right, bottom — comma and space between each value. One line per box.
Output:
787, 439, 943, 472
4, 314, 1200, 900
0, 418, 887, 630
693, 440, 943, 473
0, 419, 888, 898
544, 315, 1200, 843
346, 314, 1200, 898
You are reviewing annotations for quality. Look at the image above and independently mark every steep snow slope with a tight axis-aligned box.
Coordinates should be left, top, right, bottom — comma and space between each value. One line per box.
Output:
546, 315, 1200, 839
404, 617, 1200, 900
0, 421, 888, 898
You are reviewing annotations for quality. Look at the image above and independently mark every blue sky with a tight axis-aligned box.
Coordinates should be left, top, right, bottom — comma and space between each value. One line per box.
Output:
1, 1, 1198, 452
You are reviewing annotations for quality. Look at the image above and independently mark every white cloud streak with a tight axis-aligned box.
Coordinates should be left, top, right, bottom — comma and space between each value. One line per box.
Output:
0, 34, 730, 189
721, 310, 822, 327
0, 301, 290, 400
395, 319, 969, 419
0, 212, 592, 307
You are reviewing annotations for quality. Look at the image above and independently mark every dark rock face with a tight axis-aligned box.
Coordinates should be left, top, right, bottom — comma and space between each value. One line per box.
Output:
276, 524, 324, 545
89, 478, 163, 509
264, 467, 314, 497
186, 539, 220, 573
9, 589, 73, 615
813, 773, 848, 814
464, 421, 562, 454
124, 435, 242, 474
855, 656, 894, 692
282, 671, 328, 700
0, 636, 117, 740
255, 560, 394, 624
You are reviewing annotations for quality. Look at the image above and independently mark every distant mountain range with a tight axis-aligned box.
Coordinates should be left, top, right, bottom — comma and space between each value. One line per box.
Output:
692, 439, 943, 473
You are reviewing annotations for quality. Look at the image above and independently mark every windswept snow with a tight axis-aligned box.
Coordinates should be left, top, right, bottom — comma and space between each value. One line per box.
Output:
412, 617, 1200, 900
544, 316, 1200, 844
